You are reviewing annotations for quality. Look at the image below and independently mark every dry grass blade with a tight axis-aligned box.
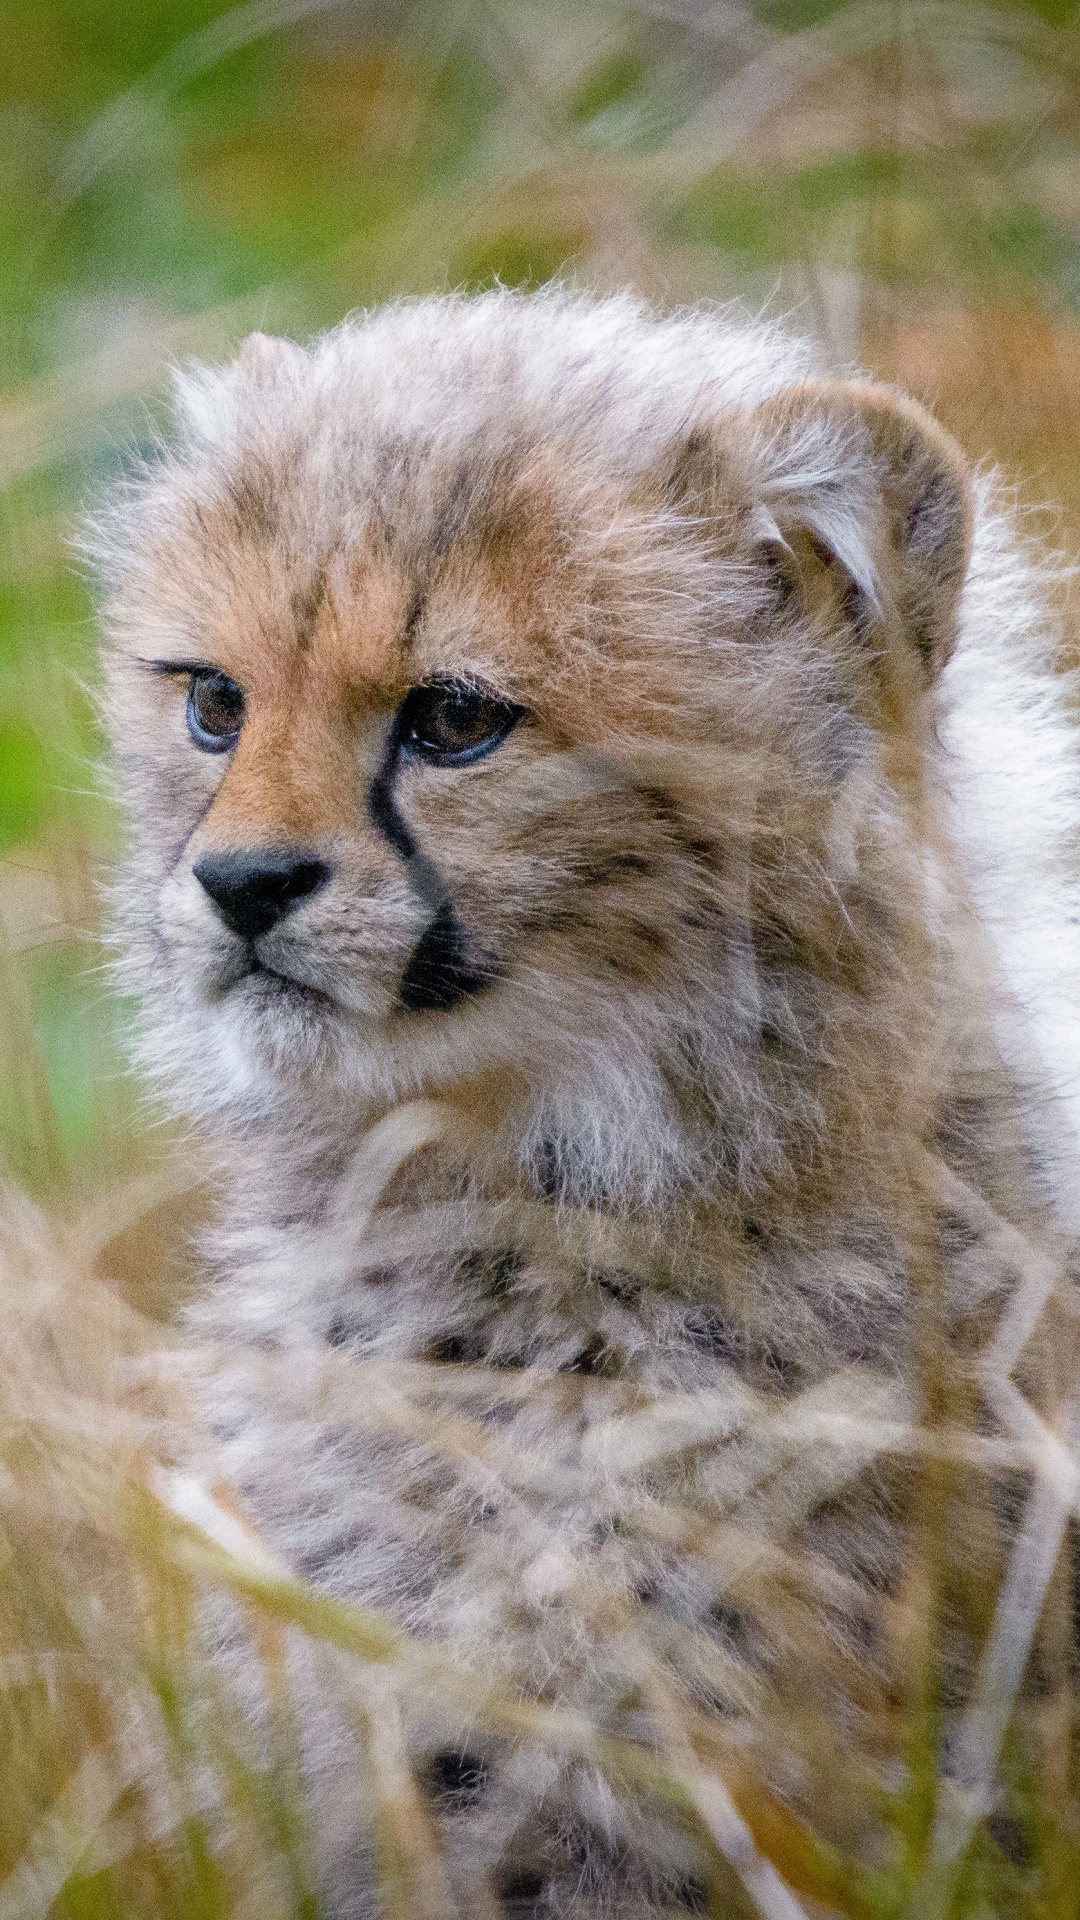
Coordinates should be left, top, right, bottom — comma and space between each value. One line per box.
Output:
927, 1382, 1080, 1882
0, 1749, 140, 1920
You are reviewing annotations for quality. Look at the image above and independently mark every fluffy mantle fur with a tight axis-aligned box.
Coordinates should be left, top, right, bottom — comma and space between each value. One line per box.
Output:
93, 291, 1080, 1918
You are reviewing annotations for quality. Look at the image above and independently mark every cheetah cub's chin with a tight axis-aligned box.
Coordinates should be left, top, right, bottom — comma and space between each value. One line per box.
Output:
95, 292, 1080, 1919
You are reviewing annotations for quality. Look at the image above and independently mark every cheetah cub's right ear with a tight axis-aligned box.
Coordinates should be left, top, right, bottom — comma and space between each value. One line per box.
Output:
748, 379, 975, 689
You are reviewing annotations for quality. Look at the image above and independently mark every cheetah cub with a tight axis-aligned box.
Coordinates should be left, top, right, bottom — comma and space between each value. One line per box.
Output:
96, 292, 1080, 1917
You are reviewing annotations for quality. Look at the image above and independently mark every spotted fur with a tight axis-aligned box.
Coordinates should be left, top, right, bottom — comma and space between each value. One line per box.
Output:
92, 291, 1080, 1917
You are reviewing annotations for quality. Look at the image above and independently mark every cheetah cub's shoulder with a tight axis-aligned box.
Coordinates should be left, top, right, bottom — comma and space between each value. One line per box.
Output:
96, 292, 1080, 1918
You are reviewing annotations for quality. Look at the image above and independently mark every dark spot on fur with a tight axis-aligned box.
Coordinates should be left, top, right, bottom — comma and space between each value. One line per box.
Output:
683, 1307, 744, 1361
327, 1281, 397, 1348
525, 905, 592, 940
422, 1748, 489, 1810
593, 1267, 641, 1303
671, 1874, 711, 1913
990, 1470, 1031, 1536
765, 551, 801, 615
291, 566, 326, 650
937, 1207, 982, 1257
710, 1599, 750, 1648
1060, 1512, 1068, 1651
603, 921, 670, 981
361, 1265, 399, 1288
493, 1866, 546, 1915
225, 461, 279, 540
933, 1093, 998, 1173
840, 573, 875, 647
907, 469, 949, 552
662, 426, 711, 506
682, 833, 722, 867
459, 1248, 523, 1300
630, 920, 669, 954
564, 1827, 633, 1890
558, 1333, 607, 1376
573, 851, 654, 885
489, 1349, 527, 1370
400, 902, 496, 1012
422, 1331, 486, 1364
635, 784, 682, 828
426, 452, 507, 559
847, 1604, 879, 1656
533, 1142, 562, 1203
761, 1340, 798, 1392
847, 884, 899, 945
679, 904, 719, 932
815, 705, 865, 784
913, 614, 949, 683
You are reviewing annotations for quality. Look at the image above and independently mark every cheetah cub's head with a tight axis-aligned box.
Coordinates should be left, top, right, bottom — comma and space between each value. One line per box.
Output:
96, 296, 972, 1205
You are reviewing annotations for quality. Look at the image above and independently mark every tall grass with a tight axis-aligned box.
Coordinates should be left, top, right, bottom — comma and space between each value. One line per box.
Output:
3, 1109, 1080, 1916
3, 3, 1080, 1914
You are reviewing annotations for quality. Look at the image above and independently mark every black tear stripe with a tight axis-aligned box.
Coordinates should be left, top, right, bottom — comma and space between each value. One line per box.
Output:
368, 721, 498, 1013
399, 900, 495, 1011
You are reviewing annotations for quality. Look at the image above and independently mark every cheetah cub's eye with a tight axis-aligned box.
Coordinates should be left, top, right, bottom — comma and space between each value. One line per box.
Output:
397, 680, 525, 768
187, 668, 245, 753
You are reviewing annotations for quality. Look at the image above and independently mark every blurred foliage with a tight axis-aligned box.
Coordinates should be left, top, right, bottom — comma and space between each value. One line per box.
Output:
2, 0, 1080, 1184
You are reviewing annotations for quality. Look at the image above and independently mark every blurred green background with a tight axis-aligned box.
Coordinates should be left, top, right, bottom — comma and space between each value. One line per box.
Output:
3, 0, 1080, 1209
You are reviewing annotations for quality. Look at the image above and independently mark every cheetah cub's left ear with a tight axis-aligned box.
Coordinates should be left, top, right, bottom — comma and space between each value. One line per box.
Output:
749, 379, 975, 683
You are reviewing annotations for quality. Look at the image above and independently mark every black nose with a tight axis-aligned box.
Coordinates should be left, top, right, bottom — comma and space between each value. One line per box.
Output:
193, 850, 330, 941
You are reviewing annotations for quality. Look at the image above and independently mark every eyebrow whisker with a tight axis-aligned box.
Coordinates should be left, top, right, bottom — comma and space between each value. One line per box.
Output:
136, 657, 218, 677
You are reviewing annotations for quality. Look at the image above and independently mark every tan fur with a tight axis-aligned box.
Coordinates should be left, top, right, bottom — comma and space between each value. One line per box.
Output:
92, 292, 1080, 1918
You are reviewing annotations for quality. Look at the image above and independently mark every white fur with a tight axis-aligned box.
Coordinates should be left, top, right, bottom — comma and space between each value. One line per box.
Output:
939, 480, 1080, 1222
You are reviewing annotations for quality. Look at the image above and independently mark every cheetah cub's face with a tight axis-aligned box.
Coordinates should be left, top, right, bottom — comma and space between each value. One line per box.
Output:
97, 300, 971, 1181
